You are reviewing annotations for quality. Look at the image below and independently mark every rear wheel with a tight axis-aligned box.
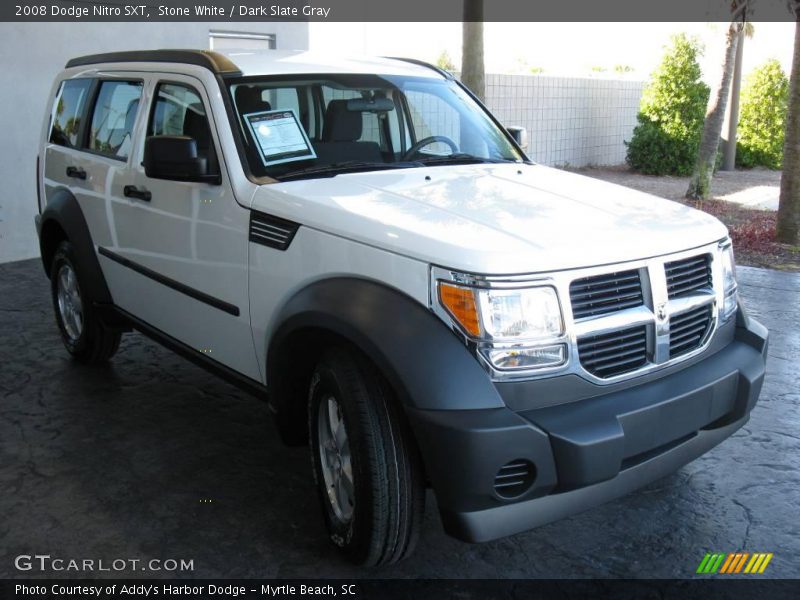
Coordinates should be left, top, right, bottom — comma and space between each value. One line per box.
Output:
50, 241, 121, 364
308, 348, 425, 566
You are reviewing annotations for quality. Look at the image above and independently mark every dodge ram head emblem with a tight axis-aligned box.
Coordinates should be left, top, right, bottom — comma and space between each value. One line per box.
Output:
656, 303, 668, 321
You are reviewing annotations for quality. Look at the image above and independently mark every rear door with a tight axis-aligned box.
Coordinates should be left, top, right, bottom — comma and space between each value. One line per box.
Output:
43, 77, 94, 208
97, 73, 260, 381
43, 75, 144, 254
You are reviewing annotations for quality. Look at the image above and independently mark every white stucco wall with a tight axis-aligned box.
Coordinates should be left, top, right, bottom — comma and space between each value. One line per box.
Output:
0, 22, 309, 263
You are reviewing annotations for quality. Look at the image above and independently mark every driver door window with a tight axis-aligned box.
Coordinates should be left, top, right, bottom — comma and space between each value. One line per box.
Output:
149, 82, 219, 175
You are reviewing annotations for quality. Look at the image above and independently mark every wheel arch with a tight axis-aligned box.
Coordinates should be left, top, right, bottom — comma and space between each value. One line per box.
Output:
38, 188, 113, 305
265, 277, 504, 445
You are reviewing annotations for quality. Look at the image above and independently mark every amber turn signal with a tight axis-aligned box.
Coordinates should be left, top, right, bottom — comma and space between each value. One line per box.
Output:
439, 282, 481, 337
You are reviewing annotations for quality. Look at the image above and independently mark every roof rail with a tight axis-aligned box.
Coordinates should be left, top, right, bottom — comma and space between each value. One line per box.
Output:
384, 57, 454, 80
65, 50, 242, 77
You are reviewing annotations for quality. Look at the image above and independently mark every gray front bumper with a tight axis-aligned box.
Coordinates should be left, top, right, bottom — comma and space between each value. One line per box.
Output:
408, 310, 768, 543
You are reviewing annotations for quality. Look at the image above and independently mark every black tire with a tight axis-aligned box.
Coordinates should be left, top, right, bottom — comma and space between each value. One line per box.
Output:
50, 240, 121, 364
308, 347, 425, 566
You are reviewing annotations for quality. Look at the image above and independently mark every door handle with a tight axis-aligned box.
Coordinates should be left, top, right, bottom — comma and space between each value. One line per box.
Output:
123, 185, 152, 202
66, 166, 86, 180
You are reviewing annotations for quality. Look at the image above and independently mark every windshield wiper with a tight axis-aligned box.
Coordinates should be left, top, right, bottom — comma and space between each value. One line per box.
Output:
413, 153, 517, 166
277, 161, 419, 181
276, 155, 518, 181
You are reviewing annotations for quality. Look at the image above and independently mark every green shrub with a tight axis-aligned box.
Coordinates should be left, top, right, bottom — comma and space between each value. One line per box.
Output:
736, 59, 789, 170
626, 34, 710, 175
436, 50, 456, 73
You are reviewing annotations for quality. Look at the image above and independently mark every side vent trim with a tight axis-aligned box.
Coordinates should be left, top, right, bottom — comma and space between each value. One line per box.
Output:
249, 211, 300, 251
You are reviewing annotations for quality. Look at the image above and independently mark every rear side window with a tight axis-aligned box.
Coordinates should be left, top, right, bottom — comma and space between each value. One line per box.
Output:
88, 80, 143, 160
49, 79, 92, 148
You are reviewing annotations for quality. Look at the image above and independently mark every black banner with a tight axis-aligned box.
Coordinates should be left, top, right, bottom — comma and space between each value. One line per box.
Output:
2, 0, 798, 22
3, 579, 800, 600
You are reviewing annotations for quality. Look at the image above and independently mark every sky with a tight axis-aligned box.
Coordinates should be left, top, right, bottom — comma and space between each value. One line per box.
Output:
309, 22, 796, 83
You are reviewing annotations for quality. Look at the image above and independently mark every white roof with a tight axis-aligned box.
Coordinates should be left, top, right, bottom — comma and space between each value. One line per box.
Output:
220, 50, 444, 79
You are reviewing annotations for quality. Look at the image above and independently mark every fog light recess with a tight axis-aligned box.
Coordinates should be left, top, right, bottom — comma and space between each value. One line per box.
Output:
494, 459, 536, 499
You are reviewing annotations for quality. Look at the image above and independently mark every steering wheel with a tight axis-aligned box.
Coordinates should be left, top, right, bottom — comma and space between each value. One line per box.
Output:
402, 136, 459, 161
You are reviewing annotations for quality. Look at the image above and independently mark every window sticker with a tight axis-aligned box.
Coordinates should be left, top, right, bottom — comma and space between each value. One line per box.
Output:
244, 109, 316, 166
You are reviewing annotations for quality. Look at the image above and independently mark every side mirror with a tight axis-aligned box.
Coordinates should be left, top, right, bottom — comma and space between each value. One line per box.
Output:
143, 136, 220, 184
506, 126, 529, 151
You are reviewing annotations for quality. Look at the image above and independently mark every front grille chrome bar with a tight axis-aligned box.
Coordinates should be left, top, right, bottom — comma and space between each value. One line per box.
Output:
572, 305, 654, 338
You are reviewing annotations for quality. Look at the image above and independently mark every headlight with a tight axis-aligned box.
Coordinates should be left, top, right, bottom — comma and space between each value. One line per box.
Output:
438, 281, 566, 371
477, 287, 564, 339
720, 243, 737, 293
719, 242, 738, 322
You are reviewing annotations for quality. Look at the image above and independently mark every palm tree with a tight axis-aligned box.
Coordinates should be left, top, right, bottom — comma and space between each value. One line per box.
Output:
778, 3, 800, 244
461, 0, 485, 102
686, 7, 748, 199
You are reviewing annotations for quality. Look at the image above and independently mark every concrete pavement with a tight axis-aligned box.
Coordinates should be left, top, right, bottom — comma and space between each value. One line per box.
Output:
1, 260, 798, 578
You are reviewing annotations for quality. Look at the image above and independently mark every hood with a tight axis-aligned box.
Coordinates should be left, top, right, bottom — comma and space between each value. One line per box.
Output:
251, 164, 728, 274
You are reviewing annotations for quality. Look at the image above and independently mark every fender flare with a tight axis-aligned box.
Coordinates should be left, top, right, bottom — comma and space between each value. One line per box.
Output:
38, 188, 113, 305
266, 277, 504, 413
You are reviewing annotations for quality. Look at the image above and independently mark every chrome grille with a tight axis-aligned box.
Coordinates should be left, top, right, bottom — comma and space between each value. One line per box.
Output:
569, 269, 644, 320
569, 251, 719, 381
577, 325, 648, 378
432, 243, 724, 384
669, 304, 713, 357
665, 254, 712, 298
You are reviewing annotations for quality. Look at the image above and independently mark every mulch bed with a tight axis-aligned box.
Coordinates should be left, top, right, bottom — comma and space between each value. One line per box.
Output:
681, 198, 799, 271
572, 166, 800, 272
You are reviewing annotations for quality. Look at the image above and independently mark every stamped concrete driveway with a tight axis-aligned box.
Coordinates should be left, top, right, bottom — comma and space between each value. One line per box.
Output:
0, 259, 798, 579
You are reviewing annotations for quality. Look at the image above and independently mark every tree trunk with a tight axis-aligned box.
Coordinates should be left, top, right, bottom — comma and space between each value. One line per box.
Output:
686, 23, 741, 200
777, 17, 800, 244
461, 0, 485, 103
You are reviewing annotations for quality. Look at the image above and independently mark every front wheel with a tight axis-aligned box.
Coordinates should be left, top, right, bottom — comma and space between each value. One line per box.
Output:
50, 241, 121, 364
308, 348, 425, 566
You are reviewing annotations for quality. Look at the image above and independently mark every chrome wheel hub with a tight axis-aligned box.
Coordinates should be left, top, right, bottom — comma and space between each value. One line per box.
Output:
56, 264, 83, 341
317, 395, 354, 523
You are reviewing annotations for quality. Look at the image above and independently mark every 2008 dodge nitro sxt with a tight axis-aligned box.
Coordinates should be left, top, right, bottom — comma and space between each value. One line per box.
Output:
36, 49, 768, 565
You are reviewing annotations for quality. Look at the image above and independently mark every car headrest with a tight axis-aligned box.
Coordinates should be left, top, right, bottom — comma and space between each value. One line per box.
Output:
235, 86, 272, 115
322, 100, 363, 142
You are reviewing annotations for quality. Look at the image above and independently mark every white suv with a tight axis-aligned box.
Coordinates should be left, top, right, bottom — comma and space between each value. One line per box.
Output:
36, 50, 768, 566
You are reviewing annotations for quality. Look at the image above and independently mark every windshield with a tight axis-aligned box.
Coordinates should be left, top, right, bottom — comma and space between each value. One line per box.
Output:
226, 73, 525, 180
